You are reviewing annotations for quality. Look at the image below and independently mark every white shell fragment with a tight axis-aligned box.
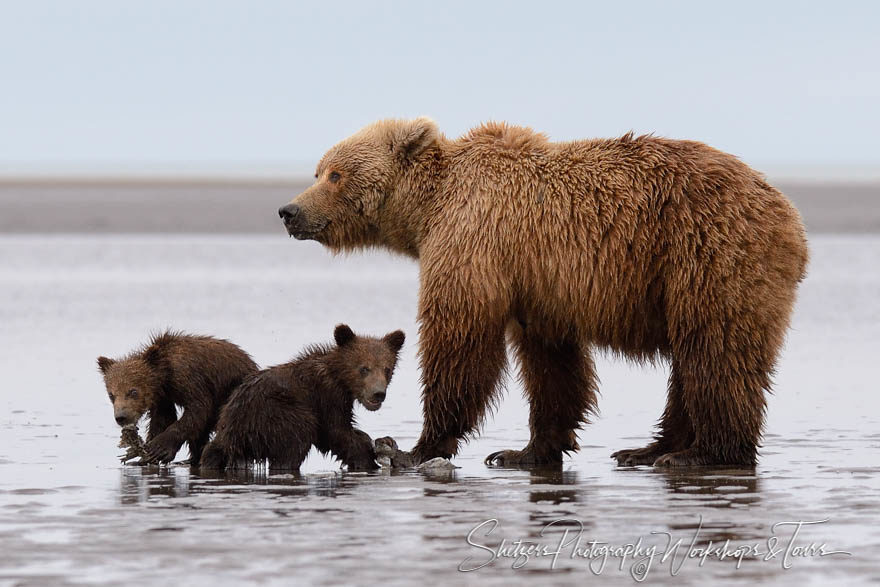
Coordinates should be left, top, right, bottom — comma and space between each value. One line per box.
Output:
416, 457, 459, 472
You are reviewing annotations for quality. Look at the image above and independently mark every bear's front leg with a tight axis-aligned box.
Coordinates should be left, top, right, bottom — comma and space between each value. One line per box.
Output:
144, 401, 209, 464
485, 324, 597, 467
142, 430, 182, 464
409, 293, 509, 464
330, 428, 379, 471
146, 400, 178, 442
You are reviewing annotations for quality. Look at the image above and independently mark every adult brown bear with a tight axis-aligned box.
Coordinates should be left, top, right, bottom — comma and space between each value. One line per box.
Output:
279, 118, 808, 467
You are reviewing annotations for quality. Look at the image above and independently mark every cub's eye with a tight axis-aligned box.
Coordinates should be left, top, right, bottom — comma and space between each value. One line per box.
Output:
359, 366, 370, 377
329, 171, 341, 183
127, 389, 138, 398
314, 173, 318, 179
384, 368, 391, 380
108, 393, 115, 401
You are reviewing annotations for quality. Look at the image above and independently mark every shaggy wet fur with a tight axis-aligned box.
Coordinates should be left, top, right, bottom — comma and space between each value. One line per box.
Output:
200, 325, 405, 472
97, 332, 258, 465
280, 118, 809, 467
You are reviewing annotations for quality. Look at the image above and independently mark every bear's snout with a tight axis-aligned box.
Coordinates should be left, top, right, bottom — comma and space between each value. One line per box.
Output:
278, 204, 300, 223
278, 203, 329, 240
360, 386, 387, 412
114, 410, 135, 426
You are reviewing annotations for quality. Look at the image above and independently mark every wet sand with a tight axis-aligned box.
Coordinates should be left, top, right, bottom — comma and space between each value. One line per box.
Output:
0, 178, 878, 234
0, 235, 878, 584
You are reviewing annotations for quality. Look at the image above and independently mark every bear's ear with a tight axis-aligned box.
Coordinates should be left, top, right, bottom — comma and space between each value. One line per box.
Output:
142, 344, 162, 367
383, 330, 405, 353
390, 117, 438, 160
97, 356, 115, 374
334, 324, 356, 347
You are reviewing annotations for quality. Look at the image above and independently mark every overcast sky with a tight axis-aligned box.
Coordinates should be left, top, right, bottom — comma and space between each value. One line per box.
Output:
1, 1, 878, 174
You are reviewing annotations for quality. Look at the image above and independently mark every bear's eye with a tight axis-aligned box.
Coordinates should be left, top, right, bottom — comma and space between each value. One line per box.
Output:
329, 171, 341, 183
127, 389, 138, 398
359, 366, 370, 377
108, 393, 115, 401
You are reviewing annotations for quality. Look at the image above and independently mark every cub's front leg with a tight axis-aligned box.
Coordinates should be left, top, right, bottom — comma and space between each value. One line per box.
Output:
147, 400, 178, 441
330, 428, 378, 471
144, 401, 209, 464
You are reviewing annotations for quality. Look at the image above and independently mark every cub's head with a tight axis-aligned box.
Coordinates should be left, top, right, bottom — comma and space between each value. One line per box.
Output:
331, 324, 405, 412
97, 348, 162, 427
278, 117, 438, 250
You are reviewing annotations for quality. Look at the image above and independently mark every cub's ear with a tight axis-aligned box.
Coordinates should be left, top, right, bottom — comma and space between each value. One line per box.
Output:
334, 324, 356, 347
142, 344, 162, 366
97, 356, 115, 374
390, 117, 438, 160
383, 330, 405, 353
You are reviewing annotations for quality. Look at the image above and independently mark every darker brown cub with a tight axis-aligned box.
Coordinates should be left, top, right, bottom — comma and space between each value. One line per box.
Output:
200, 324, 405, 472
97, 331, 258, 465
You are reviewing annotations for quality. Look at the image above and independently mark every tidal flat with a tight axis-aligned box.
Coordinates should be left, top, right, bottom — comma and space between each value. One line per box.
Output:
0, 234, 877, 585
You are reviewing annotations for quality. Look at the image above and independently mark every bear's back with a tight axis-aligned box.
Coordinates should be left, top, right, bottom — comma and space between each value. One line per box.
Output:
153, 333, 258, 404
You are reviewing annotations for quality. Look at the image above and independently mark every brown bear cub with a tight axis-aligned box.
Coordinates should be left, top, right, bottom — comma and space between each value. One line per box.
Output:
97, 332, 258, 465
200, 324, 405, 472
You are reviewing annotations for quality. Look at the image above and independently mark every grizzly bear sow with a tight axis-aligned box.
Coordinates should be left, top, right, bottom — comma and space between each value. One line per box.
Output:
200, 324, 405, 471
98, 332, 258, 465
279, 118, 808, 467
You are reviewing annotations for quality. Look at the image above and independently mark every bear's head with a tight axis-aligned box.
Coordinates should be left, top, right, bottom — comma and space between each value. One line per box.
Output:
97, 347, 162, 427
279, 117, 439, 251
331, 323, 405, 411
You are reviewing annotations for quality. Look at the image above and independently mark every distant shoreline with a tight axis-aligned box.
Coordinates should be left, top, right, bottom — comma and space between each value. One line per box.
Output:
0, 178, 876, 234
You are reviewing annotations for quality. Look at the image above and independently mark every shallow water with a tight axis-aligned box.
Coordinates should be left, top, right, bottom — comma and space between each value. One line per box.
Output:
0, 234, 878, 585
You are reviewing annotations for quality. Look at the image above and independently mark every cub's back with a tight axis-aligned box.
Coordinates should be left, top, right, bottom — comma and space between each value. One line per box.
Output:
158, 333, 258, 402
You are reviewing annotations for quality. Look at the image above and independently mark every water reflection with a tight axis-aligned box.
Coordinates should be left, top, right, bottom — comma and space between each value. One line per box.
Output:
528, 467, 580, 506
654, 467, 761, 509
118, 466, 191, 504
118, 464, 350, 504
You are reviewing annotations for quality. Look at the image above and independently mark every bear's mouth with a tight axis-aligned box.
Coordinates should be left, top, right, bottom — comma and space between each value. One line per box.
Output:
287, 220, 330, 241
360, 397, 383, 412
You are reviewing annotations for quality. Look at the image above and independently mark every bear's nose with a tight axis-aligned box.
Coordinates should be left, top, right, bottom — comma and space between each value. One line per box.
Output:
278, 204, 300, 222
373, 391, 386, 402
115, 415, 127, 425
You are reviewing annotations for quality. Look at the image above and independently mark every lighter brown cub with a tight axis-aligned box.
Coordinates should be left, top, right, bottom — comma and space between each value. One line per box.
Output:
97, 332, 258, 465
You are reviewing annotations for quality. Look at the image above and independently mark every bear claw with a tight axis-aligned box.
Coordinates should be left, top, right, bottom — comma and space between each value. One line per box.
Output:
652, 448, 711, 467
611, 444, 668, 466
484, 449, 560, 467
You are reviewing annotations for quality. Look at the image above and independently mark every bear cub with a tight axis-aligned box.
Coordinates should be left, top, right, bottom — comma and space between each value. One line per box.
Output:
98, 331, 258, 465
200, 324, 405, 472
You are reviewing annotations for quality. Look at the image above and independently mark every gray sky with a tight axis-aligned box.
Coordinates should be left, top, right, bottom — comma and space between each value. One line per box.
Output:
1, 1, 878, 174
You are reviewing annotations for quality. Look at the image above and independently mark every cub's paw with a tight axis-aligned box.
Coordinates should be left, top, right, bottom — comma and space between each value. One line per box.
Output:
374, 436, 399, 457
375, 438, 418, 469
143, 435, 179, 464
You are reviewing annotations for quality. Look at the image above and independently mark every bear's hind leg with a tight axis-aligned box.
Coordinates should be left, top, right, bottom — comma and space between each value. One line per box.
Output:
654, 329, 771, 467
184, 429, 212, 467
267, 445, 309, 473
486, 325, 598, 467
612, 364, 694, 465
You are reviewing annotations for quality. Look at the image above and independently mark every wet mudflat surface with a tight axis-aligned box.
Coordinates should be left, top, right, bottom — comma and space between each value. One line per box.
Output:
0, 235, 878, 585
